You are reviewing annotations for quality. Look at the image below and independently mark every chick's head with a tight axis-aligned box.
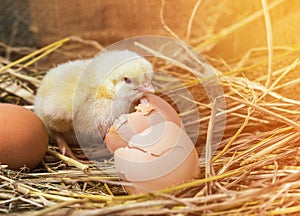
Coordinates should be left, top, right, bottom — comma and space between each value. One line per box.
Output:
109, 57, 154, 102
92, 51, 154, 134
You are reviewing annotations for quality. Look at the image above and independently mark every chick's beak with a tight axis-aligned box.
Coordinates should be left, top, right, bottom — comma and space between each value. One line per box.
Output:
137, 80, 155, 93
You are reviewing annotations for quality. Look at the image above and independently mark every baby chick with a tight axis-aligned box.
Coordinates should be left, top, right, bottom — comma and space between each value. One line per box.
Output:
34, 50, 154, 161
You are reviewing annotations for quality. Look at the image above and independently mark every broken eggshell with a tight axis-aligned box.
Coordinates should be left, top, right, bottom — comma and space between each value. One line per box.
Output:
114, 121, 200, 194
104, 93, 200, 194
104, 93, 182, 153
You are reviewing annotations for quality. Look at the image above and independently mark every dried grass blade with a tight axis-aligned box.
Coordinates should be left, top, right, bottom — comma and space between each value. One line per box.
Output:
0, 37, 70, 73
228, 96, 300, 131
212, 107, 253, 163
47, 149, 89, 172
261, 0, 274, 88
30, 199, 88, 216
195, 0, 284, 51
0, 82, 35, 103
241, 132, 300, 165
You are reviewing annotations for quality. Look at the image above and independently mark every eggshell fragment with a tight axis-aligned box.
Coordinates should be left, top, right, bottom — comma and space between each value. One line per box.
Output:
114, 121, 200, 194
0, 104, 48, 170
143, 92, 181, 126
105, 93, 182, 152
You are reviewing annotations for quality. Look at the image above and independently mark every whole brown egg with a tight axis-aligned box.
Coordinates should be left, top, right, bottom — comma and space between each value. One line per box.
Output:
0, 103, 48, 170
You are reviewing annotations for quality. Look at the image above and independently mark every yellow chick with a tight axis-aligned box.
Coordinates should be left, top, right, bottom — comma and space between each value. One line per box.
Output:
34, 50, 154, 161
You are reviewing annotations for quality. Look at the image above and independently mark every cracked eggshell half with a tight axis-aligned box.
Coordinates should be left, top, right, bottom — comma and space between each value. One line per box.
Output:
114, 121, 200, 194
104, 93, 182, 153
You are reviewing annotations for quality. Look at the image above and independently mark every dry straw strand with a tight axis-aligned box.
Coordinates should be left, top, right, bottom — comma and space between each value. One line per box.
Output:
186, 0, 202, 42
0, 37, 70, 74
261, 0, 274, 89
195, 0, 285, 51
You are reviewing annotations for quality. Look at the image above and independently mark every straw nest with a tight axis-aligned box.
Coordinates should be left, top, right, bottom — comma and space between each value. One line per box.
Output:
1, 0, 300, 215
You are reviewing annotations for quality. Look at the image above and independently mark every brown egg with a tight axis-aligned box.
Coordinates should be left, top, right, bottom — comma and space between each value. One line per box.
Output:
0, 104, 48, 170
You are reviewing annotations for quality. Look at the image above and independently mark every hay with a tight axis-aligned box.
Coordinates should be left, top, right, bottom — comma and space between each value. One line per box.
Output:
1, 0, 300, 215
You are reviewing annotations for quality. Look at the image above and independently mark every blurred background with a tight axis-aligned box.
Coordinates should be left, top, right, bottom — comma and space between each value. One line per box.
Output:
1, 0, 300, 61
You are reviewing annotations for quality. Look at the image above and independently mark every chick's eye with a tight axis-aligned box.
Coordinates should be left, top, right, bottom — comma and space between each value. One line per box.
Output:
123, 77, 132, 84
